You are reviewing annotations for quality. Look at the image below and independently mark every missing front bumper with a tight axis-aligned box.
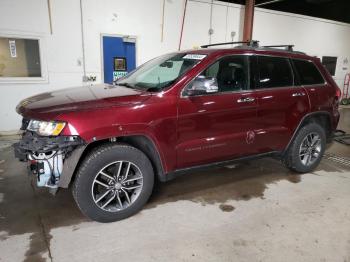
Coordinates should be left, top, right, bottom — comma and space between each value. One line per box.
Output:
14, 131, 85, 190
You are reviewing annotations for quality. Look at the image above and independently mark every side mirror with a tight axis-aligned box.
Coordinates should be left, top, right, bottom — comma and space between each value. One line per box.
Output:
186, 76, 219, 96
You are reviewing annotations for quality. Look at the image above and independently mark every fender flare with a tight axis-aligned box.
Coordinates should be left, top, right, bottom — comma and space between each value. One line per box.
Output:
283, 111, 332, 156
58, 134, 167, 188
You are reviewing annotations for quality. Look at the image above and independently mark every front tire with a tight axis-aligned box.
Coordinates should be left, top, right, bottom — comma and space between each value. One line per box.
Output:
283, 123, 326, 173
73, 144, 154, 223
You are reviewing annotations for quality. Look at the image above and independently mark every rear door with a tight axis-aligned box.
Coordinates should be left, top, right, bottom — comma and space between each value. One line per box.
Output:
176, 55, 258, 169
253, 55, 310, 152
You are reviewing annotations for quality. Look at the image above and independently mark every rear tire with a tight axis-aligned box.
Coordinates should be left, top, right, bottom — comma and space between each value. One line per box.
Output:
283, 123, 326, 173
73, 144, 154, 223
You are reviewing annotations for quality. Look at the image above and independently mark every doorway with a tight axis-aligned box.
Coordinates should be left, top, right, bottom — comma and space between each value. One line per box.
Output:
101, 35, 136, 84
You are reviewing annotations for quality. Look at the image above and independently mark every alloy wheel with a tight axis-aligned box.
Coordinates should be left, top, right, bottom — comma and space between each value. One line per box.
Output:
299, 132, 322, 167
91, 161, 143, 212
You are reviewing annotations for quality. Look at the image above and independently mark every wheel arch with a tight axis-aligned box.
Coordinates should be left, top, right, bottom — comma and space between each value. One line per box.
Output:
118, 135, 166, 182
60, 134, 166, 188
283, 111, 332, 155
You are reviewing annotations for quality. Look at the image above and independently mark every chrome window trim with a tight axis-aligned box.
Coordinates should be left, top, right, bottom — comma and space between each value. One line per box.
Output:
249, 85, 297, 93
180, 53, 327, 98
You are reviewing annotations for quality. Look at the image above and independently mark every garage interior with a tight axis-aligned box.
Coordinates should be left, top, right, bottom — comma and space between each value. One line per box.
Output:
0, 0, 350, 261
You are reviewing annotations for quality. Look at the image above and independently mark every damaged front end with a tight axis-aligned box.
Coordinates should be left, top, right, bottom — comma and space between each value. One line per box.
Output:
14, 130, 85, 194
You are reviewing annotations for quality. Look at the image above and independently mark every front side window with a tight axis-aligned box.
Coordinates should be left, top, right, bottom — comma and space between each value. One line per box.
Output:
192, 55, 249, 93
293, 59, 325, 85
0, 37, 41, 78
257, 56, 293, 89
117, 53, 205, 91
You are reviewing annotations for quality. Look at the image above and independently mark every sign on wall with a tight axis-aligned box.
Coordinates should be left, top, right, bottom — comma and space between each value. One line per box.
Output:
8, 40, 17, 58
113, 71, 127, 81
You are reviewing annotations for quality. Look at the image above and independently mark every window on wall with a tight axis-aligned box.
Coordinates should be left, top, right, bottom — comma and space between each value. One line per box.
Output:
321, 56, 337, 76
0, 37, 42, 78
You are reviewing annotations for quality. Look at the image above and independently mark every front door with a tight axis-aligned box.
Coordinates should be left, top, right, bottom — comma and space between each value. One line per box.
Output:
102, 36, 136, 84
176, 55, 258, 169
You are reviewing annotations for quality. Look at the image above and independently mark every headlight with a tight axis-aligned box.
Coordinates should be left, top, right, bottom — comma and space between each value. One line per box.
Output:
27, 120, 66, 136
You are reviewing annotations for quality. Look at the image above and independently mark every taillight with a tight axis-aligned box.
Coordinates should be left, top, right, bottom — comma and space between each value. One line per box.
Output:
334, 87, 341, 111
336, 87, 341, 99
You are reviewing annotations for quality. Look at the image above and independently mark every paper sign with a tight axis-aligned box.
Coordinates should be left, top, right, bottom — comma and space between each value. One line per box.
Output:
9, 40, 17, 58
113, 71, 127, 81
183, 54, 207, 60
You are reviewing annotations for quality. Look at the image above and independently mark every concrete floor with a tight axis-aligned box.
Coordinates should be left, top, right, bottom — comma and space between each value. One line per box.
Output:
0, 108, 349, 262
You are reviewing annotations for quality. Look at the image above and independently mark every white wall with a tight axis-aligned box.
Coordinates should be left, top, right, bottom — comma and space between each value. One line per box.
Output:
254, 8, 350, 88
0, 0, 349, 132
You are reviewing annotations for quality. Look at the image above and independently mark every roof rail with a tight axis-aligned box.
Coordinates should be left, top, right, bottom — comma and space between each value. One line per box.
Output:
201, 40, 259, 48
262, 45, 294, 51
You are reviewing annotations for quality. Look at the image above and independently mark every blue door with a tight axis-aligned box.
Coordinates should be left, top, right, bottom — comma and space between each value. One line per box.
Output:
102, 36, 136, 83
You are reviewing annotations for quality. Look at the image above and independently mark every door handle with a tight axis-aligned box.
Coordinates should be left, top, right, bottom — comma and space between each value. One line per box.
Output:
292, 92, 306, 97
237, 97, 255, 103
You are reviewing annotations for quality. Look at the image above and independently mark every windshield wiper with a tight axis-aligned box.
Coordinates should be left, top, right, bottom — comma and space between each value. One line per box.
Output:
117, 82, 136, 89
146, 87, 162, 92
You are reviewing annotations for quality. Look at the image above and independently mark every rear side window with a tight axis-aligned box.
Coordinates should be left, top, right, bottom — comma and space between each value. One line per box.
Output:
293, 59, 324, 85
257, 56, 293, 89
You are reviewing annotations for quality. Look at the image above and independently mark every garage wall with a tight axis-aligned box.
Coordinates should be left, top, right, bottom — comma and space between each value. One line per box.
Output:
0, 0, 84, 132
0, 0, 350, 132
254, 8, 350, 90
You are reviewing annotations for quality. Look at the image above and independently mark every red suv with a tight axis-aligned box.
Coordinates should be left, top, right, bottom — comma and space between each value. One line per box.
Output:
14, 42, 341, 222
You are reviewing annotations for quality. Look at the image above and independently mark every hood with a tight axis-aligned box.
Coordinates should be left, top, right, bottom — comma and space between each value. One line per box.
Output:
16, 84, 152, 119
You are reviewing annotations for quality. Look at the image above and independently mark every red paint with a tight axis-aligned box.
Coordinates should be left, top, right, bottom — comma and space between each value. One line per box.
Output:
16, 48, 340, 174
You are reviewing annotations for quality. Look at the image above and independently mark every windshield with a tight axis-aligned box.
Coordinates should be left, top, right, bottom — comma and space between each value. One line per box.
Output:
116, 53, 206, 91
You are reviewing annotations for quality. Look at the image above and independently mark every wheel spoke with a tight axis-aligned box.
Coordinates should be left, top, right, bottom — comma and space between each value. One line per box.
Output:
311, 137, 320, 146
115, 161, 123, 179
121, 188, 131, 204
301, 153, 308, 165
99, 171, 115, 182
124, 162, 131, 180
94, 180, 109, 189
95, 189, 112, 203
123, 176, 143, 183
116, 192, 123, 209
313, 140, 321, 149
123, 184, 142, 190
305, 153, 311, 165
101, 192, 116, 208
307, 135, 313, 146
300, 145, 308, 151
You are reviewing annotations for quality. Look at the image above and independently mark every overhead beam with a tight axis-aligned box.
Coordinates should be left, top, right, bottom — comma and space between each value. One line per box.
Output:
242, 0, 255, 42
255, 0, 285, 7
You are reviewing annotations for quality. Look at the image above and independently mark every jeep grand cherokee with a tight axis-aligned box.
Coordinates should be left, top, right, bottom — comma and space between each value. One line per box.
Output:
14, 41, 341, 222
